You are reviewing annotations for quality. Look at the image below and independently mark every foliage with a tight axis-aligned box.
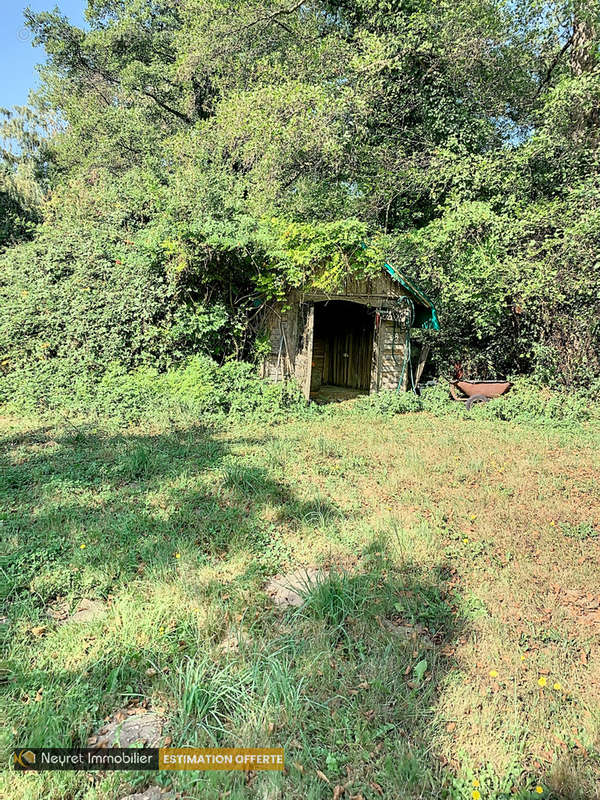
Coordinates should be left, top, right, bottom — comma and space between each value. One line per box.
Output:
0, 355, 308, 424
395, 170, 600, 383
345, 379, 600, 426
5, 349, 597, 427
344, 386, 425, 416
0, 107, 48, 248
343, 383, 462, 418
473, 378, 600, 425
255, 218, 385, 301
1, 0, 600, 391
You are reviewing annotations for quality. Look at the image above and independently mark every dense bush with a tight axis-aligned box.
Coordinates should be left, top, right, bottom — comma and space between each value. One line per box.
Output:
2, 359, 599, 427
0, 356, 308, 424
1, 0, 600, 397
343, 380, 600, 427
395, 186, 600, 385
473, 379, 600, 425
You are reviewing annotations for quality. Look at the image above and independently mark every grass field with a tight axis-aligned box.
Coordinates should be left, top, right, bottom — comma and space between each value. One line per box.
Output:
1, 408, 599, 800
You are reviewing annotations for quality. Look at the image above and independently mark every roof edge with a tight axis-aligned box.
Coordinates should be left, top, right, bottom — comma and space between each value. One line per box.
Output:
383, 262, 440, 331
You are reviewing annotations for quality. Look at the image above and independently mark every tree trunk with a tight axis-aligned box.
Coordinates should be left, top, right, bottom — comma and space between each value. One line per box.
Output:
570, 2, 596, 76
569, 1, 598, 139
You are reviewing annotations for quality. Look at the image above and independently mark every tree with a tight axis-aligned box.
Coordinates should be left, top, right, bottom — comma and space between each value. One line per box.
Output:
0, 0, 598, 388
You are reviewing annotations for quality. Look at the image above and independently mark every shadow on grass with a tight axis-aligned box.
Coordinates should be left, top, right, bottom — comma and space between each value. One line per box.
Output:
0, 424, 337, 601
0, 421, 583, 799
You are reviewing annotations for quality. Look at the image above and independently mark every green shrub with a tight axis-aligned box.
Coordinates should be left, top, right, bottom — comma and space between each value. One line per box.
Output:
3, 360, 598, 428
0, 355, 308, 424
332, 379, 600, 427
343, 383, 460, 418
473, 378, 600, 425
419, 383, 461, 415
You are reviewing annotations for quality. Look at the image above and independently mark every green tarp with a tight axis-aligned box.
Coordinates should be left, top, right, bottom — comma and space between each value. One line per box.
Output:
383, 262, 440, 331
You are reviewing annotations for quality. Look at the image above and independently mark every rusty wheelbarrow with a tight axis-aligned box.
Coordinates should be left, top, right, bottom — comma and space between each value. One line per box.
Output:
447, 379, 513, 410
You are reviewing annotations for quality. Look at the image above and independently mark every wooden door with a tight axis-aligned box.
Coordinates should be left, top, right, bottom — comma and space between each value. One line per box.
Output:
327, 325, 373, 390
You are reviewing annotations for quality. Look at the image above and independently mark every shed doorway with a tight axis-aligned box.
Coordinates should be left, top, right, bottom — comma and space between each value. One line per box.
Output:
310, 301, 374, 399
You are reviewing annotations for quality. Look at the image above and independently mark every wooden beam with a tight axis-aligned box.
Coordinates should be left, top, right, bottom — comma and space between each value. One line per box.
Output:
414, 343, 430, 386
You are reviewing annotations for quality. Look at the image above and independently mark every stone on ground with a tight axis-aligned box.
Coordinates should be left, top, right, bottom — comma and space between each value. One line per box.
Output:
70, 599, 106, 622
219, 628, 251, 653
120, 787, 169, 800
89, 708, 163, 748
47, 597, 106, 623
265, 567, 324, 608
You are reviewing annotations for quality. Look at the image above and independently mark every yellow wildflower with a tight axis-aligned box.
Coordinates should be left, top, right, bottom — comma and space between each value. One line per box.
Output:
535, 787, 543, 795
80, 544, 86, 549
472, 791, 481, 800
538, 676, 547, 687
175, 552, 181, 559
489, 669, 498, 678
553, 682, 562, 691
463, 537, 469, 543
473, 779, 480, 787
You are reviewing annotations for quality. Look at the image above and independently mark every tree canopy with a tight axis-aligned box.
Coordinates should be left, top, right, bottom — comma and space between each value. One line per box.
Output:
1, 0, 599, 387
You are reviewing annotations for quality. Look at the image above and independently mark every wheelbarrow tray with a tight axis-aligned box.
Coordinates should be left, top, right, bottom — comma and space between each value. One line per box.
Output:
450, 380, 513, 400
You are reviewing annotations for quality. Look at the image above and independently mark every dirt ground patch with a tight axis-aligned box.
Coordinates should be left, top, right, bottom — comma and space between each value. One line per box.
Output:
88, 707, 163, 748
265, 567, 325, 607
47, 598, 107, 624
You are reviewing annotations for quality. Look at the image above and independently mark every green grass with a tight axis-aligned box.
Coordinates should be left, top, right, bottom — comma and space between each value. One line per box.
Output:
1, 409, 600, 799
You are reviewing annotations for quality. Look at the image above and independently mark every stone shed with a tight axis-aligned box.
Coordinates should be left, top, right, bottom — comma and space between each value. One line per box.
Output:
260, 262, 439, 400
